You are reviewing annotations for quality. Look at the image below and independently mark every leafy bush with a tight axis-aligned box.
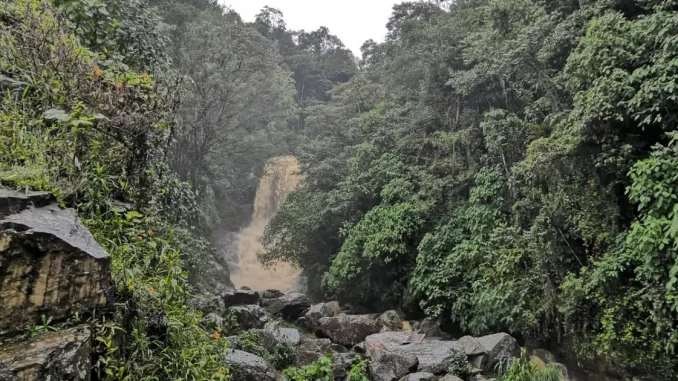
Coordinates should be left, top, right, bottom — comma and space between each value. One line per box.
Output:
282, 354, 334, 381
496, 350, 562, 381
447, 348, 474, 380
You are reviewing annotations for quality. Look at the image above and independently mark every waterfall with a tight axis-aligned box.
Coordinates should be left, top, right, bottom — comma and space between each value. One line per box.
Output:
228, 156, 301, 292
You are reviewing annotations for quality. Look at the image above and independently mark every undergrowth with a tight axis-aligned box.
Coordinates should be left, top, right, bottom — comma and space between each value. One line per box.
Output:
0, 1, 230, 379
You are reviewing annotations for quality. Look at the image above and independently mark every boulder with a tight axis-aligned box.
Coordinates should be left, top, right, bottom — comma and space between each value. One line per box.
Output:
225, 349, 280, 381
0, 190, 53, 218
0, 325, 92, 380
223, 288, 260, 307
367, 342, 418, 381
332, 353, 357, 379
457, 336, 486, 356
264, 321, 301, 346
319, 314, 381, 347
377, 310, 403, 331
0, 74, 28, 94
365, 331, 463, 375
297, 338, 350, 366
398, 373, 437, 381
473, 333, 520, 372
261, 292, 311, 320
305, 301, 342, 330
262, 289, 285, 299
414, 316, 444, 338
190, 294, 226, 315
0, 199, 111, 336
229, 305, 270, 330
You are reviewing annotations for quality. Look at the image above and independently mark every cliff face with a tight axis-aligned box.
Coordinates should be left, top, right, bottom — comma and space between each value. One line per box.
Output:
0, 190, 112, 380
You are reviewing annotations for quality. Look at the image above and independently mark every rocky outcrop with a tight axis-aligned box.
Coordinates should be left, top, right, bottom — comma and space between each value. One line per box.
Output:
297, 338, 350, 367
260, 292, 310, 320
264, 321, 301, 346
262, 289, 284, 299
471, 333, 521, 371
365, 331, 463, 375
332, 353, 357, 379
230, 305, 270, 330
0, 192, 111, 337
305, 301, 342, 331
0, 325, 92, 380
368, 342, 419, 381
414, 316, 444, 338
223, 288, 260, 307
399, 373, 437, 381
225, 349, 281, 381
377, 310, 403, 332
319, 314, 381, 347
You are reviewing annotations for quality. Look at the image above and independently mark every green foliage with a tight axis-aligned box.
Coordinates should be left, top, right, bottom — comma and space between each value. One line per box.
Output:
347, 355, 370, 381
0, 1, 229, 379
497, 350, 562, 381
282, 354, 334, 381
447, 348, 474, 380
264, 0, 678, 379
23, 315, 58, 338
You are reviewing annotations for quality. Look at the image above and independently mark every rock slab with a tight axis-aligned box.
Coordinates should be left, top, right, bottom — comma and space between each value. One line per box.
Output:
319, 314, 380, 347
261, 292, 310, 320
0, 325, 92, 380
0, 198, 111, 336
225, 349, 280, 381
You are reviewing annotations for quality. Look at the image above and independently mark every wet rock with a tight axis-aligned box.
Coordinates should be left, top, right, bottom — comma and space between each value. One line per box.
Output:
473, 333, 520, 372
0, 74, 28, 95
332, 353, 357, 379
262, 289, 285, 299
414, 316, 444, 338
0, 201, 111, 336
297, 338, 349, 366
229, 305, 270, 330
223, 288, 260, 307
264, 321, 301, 346
0, 325, 92, 380
305, 301, 342, 331
190, 294, 226, 316
365, 331, 463, 375
398, 372, 437, 381
319, 314, 381, 347
368, 342, 418, 381
261, 292, 311, 320
0, 190, 53, 218
377, 310, 403, 331
225, 349, 281, 381
457, 336, 486, 356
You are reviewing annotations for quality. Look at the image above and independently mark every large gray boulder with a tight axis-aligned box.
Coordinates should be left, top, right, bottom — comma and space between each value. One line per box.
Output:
365, 331, 463, 375
296, 338, 350, 367
377, 310, 403, 332
261, 292, 311, 320
264, 321, 301, 346
473, 333, 520, 372
0, 194, 111, 336
319, 314, 381, 347
223, 288, 260, 307
368, 346, 418, 381
229, 305, 270, 330
414, 316, 444, 338
0, 325, 92, 380
305, 301, 342, 330
225, 349, 280, 381
398, 373, 437, 381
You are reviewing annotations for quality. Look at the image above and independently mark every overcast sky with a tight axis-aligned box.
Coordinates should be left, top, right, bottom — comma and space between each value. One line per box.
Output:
219, 0, 400, 56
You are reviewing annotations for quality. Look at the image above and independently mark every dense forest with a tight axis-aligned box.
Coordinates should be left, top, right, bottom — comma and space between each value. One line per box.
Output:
1, 0, 678, 380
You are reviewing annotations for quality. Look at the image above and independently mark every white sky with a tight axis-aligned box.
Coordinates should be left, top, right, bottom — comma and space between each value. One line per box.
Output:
219, 0, 400, 56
